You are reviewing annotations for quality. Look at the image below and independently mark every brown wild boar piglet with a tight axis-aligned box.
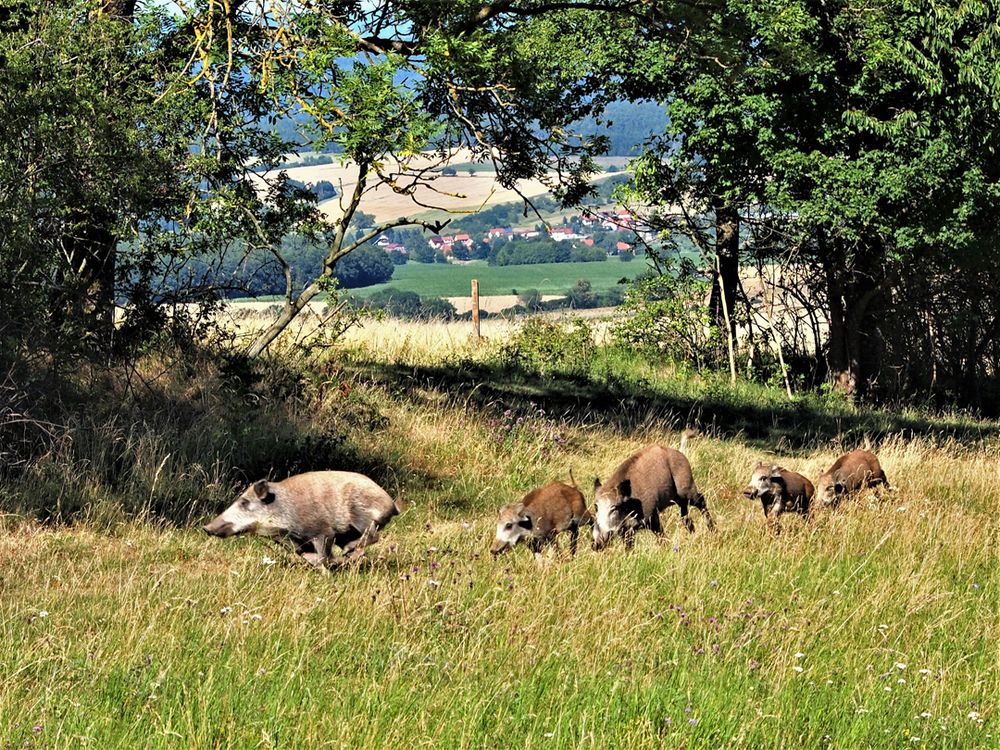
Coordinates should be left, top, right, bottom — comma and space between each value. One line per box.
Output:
743, 463, 814, 533
491, 480, 592, 557
204, 471, 399, 568
592, 444, 713, 550
815, 449, 889, 507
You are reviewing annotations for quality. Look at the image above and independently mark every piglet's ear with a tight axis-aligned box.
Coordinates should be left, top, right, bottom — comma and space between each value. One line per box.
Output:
593, 477, 602, 491
834, 483, 845, 494
252, 480, 269, 500
617, 479, 632, 499
518, 515, 533, 529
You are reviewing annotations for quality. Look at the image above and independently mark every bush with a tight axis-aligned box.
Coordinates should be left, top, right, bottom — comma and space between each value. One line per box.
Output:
333, 245, 395, 288
356, 288, 456, 320
499, 318, 595, 376
611, 269, 720, 369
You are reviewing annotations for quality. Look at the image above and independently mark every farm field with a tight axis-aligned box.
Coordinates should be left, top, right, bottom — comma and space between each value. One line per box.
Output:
352, 258, 649, 298
2, 319, 999, 748
281, 152, 631, 224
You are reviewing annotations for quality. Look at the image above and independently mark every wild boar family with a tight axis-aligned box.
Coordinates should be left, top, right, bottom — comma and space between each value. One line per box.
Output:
202, 440, 889, 567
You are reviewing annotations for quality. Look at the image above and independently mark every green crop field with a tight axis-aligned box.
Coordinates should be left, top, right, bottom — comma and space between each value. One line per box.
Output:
352, 258, 649, 298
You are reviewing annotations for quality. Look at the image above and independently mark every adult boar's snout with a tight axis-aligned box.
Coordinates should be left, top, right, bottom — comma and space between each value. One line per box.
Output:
203, 517, 235, 537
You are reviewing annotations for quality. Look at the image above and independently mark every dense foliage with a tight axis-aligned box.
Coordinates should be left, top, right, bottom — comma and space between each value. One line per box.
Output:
488, 239, 606, 266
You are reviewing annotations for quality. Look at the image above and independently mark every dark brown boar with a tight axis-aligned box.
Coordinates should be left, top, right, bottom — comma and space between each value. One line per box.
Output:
742, 463, 814, 533
815, 449, 889, 507
490, 480, 592, 557
592, 444, 713, 550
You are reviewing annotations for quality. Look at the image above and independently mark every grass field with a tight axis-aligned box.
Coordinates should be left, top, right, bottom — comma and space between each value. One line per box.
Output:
353, 258, 649, 298
2, 320, 999, 748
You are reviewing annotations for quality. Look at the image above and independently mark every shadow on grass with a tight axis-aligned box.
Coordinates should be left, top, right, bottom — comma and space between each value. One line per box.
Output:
345, 357, 1000, 453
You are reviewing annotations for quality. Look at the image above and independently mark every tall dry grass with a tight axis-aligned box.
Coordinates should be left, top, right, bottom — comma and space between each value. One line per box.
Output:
1, 318, 997, 748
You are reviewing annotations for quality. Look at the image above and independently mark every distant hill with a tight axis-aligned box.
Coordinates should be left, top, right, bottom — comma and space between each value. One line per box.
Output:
574, 101, 667, 156
271, 101, 666, 158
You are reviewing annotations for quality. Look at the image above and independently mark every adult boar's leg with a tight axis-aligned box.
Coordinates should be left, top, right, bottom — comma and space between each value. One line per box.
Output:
342, 524, 380, 561
568, 523, 579, 556
300, 534, 331, 568
693, 494, 715, 531
677, 499, 695, 533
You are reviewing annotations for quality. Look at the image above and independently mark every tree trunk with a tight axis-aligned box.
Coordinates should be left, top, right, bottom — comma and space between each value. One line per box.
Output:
247, 167, 370, 357
61, 213, 118, 351
710, 203, 739, 339
710, 202, 739, 381
821, 236, 885, 400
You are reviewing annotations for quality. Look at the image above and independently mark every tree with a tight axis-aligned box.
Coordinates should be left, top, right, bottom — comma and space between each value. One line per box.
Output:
333, 246, 394, 288
612, 0, 1000, 402
412, 244, 437, 264
0, 0, 318, 362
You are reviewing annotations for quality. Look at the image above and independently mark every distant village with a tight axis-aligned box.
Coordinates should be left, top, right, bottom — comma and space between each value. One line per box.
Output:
371, 207, 642, 260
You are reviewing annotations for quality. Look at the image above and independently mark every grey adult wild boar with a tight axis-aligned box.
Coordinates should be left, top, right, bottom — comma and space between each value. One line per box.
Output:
742, 463, 814, 533
204, 471, 399, 568
592, 444, 714, 550
490, 479, 592, 557
816, 449, 889, 507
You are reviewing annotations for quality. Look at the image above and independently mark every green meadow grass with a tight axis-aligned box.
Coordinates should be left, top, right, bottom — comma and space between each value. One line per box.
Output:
351, 258, 648, 298
1, 323, 998, 748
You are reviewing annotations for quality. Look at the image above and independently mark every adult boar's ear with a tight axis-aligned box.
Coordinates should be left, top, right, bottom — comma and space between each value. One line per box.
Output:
616, 479, 632, 499
768, 465, 782, 480
517, 515, 533, 530
253, 480, 276, 505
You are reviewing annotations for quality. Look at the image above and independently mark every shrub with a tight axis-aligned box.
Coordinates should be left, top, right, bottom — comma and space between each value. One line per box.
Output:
611, 269, 720, 369
499, 318, 595, 376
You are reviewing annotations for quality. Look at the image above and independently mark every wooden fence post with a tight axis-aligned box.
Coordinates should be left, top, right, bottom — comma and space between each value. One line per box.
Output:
471, 279, 481, 340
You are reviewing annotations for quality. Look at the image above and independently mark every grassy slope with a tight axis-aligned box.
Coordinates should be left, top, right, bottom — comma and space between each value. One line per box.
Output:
353, 258, 648, 298
1, 323, 999, 749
